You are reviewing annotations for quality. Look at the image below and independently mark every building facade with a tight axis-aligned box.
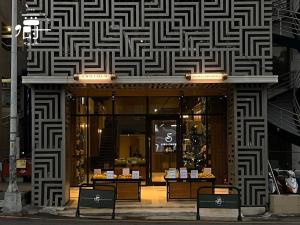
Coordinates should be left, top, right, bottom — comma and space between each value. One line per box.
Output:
22, 0, 277, 208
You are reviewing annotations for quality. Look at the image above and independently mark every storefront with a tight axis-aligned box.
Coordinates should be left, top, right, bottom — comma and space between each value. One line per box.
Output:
68, 92, 228, 186
22, 0, 276, 209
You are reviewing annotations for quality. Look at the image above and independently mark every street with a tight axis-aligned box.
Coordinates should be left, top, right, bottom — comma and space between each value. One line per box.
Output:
1, 216, 300, 225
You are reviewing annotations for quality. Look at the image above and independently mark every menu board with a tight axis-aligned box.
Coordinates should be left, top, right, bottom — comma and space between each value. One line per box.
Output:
106, 171, 114, 179
191, 170, 198, 179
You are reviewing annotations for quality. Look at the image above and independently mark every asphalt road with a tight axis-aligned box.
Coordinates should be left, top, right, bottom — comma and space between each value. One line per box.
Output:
1, 216, 300, 225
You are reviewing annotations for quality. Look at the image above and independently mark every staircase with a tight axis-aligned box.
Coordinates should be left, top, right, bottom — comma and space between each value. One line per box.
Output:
93, 117, 115, 169
272, 0, 300, 50
268, 71, 300, 137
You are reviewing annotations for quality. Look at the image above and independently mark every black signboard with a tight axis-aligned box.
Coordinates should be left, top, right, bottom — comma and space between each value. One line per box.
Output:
76, 185, 116, 219
198, 194, 239, 208
196, 185, 242, 221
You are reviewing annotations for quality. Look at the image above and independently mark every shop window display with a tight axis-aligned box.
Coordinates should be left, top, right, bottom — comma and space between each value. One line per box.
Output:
73, 116, 88, 185
69, 96, 227, 185
182, 115, 208, 170
182, 97, 209, 170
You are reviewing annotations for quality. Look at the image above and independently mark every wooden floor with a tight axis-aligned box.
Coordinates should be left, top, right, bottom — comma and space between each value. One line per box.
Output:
151, 172, 165, 183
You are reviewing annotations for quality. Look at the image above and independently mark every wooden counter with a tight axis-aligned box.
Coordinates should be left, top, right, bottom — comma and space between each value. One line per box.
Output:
92, 178, 143, 201
164, 177, 215, 200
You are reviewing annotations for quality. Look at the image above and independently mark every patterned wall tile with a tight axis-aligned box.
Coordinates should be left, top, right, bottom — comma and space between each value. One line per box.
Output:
26, 0, 272, 77
236, 87, 268, 206
32, 89, 65, 206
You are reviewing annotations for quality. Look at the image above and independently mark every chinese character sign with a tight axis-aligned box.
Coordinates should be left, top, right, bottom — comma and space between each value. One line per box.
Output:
15, 14, 51, 46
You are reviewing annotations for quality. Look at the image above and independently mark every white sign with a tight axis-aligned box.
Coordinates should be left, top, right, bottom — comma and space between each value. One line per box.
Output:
122, 168, 130, 176
180, 168, 188, 179
75, 74, 113, 83
191, 170, 199, 179
15, 14, 51, 46
132, 171, 140, 179
167, 169, 177, 179
106, 171, 114, 179
94, 169, 101, 175
203, 167, 212, 175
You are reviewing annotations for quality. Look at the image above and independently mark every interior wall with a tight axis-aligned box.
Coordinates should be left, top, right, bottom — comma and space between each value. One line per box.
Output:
119, 135, 145, 158
210, 112, 228, 184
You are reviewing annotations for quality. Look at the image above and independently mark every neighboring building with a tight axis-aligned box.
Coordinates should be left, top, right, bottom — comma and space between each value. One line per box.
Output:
0, 0, 13, 158
22, 0, 277, 209
269, 0, 300, 171
0, 0, 28, 161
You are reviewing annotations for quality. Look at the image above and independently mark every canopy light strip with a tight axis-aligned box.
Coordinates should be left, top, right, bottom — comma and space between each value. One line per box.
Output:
185, 73, 228, 81
74, 74, 116, 83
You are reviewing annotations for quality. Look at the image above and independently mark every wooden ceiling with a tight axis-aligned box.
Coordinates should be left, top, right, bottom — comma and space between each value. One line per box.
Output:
66, 83, 232, 97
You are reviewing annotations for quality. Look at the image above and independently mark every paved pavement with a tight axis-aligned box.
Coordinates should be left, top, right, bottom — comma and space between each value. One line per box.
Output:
1, 215, 300, 225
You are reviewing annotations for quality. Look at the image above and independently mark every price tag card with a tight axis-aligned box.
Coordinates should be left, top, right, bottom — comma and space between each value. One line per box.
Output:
180, 167, 188, 179
122, 168, 130, 176
190, 170, 198, 179
203, 167, 212, 174
132, 171, 140, 179
94, 169, 102, 175
106, 171, 114, 179
167, 169, 177, 178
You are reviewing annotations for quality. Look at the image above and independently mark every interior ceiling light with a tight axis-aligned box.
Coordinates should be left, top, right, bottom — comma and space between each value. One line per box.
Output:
74, 73, 116, 83
185, 73, 228, 81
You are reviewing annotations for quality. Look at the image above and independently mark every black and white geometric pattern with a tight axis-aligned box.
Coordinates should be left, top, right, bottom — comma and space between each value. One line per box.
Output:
227, 88, 236, 187
26, 0, 272, 77
236, 86, 268, 206
32, 88, 65, 206
26, 0, 272, 207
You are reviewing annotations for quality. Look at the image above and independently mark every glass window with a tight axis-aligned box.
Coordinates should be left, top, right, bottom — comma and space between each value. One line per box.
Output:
71, 116, 88, 185
115, 97, 146, 114
89, 116, 114, 176
182, 115, 208, 170
152, 120, 177, 152
149, 97, 180, 114
75, 97, 88, 114
89, 97, 112, 114
115, 116, 146, 179
182, 97, 206, 114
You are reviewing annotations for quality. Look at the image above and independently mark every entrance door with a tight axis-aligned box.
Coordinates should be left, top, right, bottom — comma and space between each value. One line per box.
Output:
147, 117, 179, 184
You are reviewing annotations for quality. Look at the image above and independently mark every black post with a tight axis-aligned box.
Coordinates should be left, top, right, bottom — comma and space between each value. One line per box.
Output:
196, 188, 200, 220
75, 187, 81, 217
238, 188, 242, 221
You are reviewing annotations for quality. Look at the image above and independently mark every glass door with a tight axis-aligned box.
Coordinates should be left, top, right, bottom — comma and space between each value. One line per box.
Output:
147, 118, 179, 184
